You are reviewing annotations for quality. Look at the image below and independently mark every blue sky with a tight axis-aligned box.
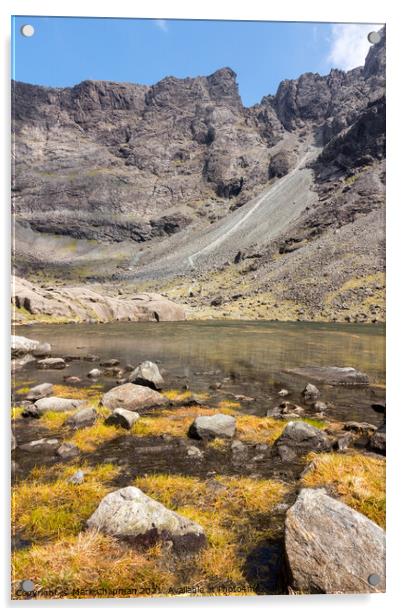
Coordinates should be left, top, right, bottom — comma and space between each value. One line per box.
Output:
11, 17, 382, 106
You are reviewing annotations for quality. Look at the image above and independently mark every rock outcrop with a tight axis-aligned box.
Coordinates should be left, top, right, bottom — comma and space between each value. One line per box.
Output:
285, 488, 385, 593
12, 275, 186, 323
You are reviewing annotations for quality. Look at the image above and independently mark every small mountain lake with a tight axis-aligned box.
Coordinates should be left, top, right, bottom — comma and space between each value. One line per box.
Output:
15, 320, 385, 426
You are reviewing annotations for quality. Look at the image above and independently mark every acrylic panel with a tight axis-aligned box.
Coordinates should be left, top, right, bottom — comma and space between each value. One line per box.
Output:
11, 16, 386, 600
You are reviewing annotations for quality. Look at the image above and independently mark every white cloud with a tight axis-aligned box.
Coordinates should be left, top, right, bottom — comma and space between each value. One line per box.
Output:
154, 19, 168, 32
327, 24, 383, 71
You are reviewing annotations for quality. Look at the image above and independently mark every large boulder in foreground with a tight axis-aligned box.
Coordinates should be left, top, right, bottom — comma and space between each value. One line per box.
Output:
87, 486, 206, 553
129, 361, 164, 390
285, 488, 385, 593
285, 366, 369, 385
274, 421, 331, 462
188, 414, 236, 440
102, 383, 167, 413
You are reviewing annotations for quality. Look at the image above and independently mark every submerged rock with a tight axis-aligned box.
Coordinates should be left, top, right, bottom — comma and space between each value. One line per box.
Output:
87, 486, 206, 552
25, 382, 53, 401
100, 358, 120, 367
274, 421, 331, 462
102, 383, 167, 413
129, 361, 164, 390
287, 366, 369, 385
105, 408, 140, 430
285, 488, 385, 593
188, 414, 236, 440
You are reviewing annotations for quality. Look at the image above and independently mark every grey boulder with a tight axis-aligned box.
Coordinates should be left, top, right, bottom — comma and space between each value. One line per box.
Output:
188, 414, 236, 440
66, 407, 98, 428
87, 368, 102, 379
102, 383, 167, 413
37, 357, 66, 370
285, 488, 385, 593
302, 383, 320, 401
369, 424, 386, 454
87, 486, 206, 552
34, 396, 86, 414
11, 335, 42, 357
129, 360, 164, 390
25, 382, 53, 401
105, 408, 140, 430
275, 421, 331, 462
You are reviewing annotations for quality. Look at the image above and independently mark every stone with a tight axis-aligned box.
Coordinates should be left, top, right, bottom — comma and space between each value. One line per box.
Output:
63, 375, 82, 384
100, 358, 120, 367
231, 439, 248, 455
84, 354, 100, 362
287, 366, 369, 385
102, 383, 168, 413
372, 401, 386, 415
344, 421, 377, 434
87, 486, 206, 552
269, 401, 304, 418
37, 357, 66, 370
285, 488, 385, 593
25, 382, 53, 401
69, 470, 85, 484
129, 361, 164, 390
19, 438, 59, 452
11, 354, 36, 371
274, 421, 331, 462
302, 383, 320, 401
32, 342, 52, 358
369, 424, 386, 454
11, 431, 17, 451
66, 407, 98, 429
335, 432, 354, 451
313, 401, 328, 413
188, 414, 236, 440
186, 446, 204, 459
11, 335, 41, 357
57, 442, 80, 459
88, 368, 102, 379
105, 408, 140, 430
278, 389, 289, 397
34, 397, 86, 414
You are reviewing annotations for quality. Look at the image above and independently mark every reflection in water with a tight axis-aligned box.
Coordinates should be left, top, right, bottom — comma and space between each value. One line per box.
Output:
17, 320, 385, 424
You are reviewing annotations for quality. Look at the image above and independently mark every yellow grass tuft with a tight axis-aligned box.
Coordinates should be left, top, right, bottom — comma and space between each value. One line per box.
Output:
38, 410, 72, 430
12, 530, 175, 599
12, 464, 119, 542
301, 452, 386, 527
67, 422, 122, 452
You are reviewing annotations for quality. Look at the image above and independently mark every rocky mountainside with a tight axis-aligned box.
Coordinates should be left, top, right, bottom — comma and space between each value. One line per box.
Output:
12, 27, 385, 323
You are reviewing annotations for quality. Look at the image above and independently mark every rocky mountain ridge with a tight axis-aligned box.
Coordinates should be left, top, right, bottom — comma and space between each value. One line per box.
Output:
12, 28, 385, 322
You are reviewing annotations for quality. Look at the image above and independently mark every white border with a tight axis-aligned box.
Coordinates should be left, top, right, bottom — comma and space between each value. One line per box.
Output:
1, 1, 401, 614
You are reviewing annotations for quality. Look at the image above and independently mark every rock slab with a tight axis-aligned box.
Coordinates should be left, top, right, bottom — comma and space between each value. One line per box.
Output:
129, 361, 164, 390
